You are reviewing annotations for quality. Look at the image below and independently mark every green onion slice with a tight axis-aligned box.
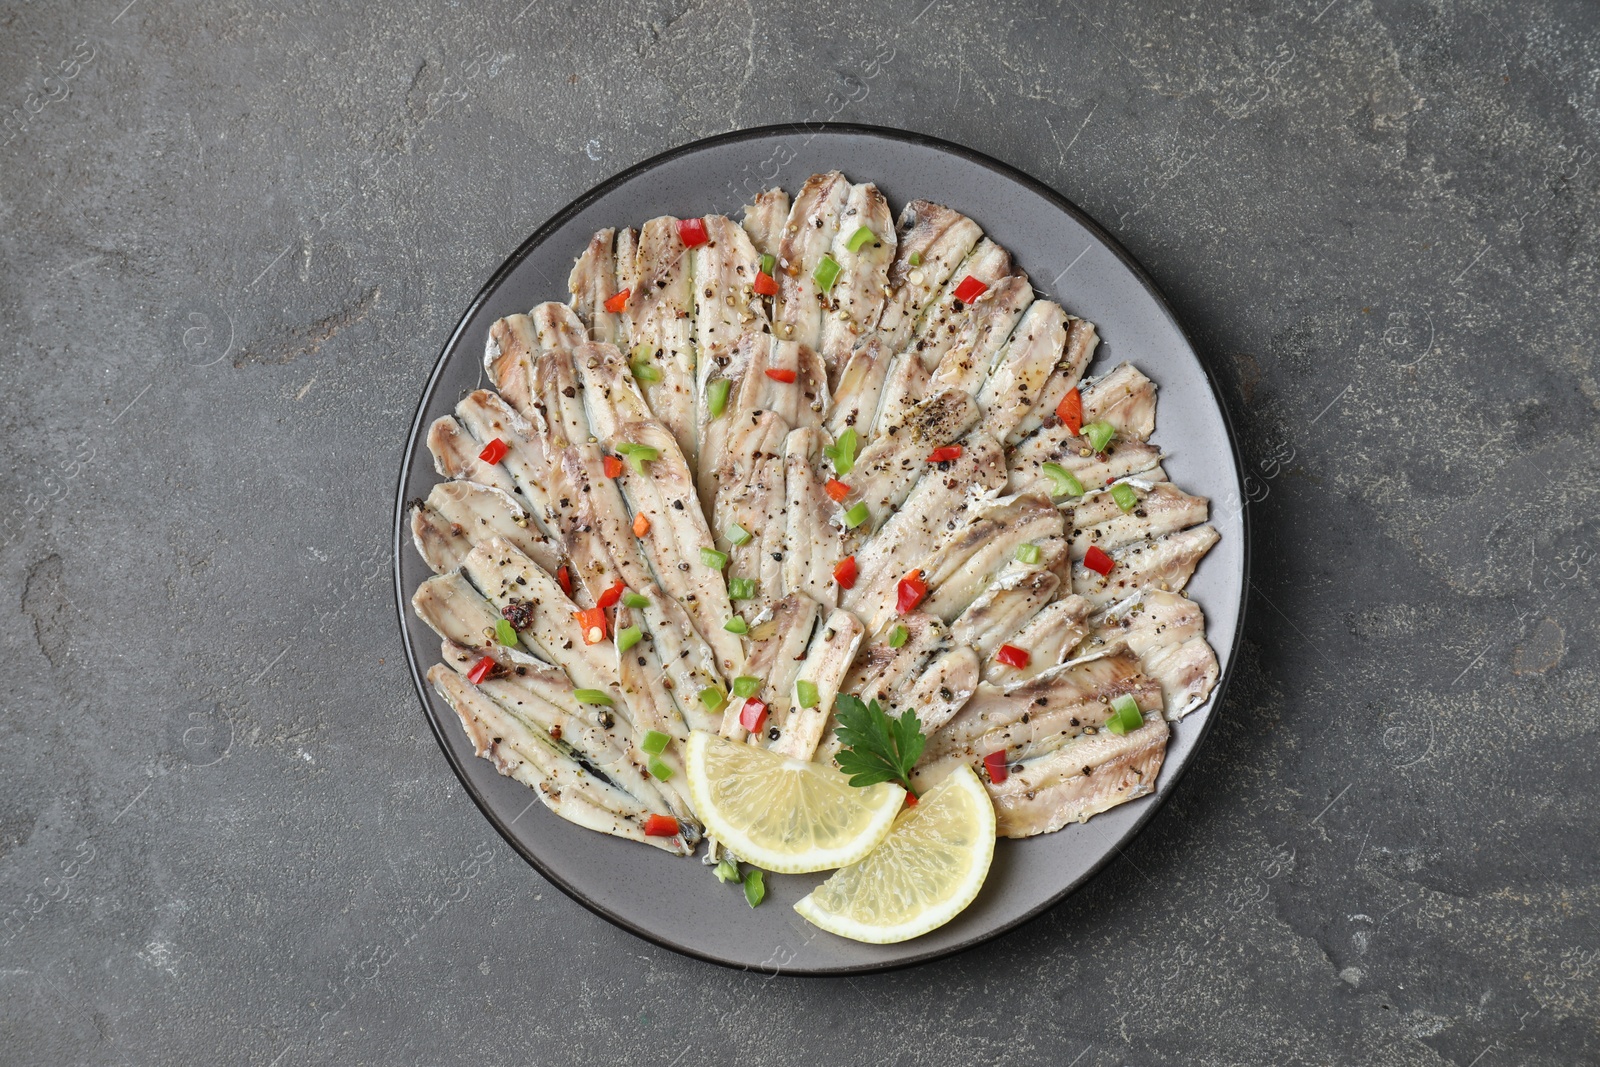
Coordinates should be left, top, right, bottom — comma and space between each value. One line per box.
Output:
701, 547, 729, 570
888, 624, 909, 649
1105, 694, 1144, 735
724, 616, 749, 635
630, 361, 662, 383
707, 379, 731, 419
494, 618, 518, 646
616, 442, 660, 474
617, 624, 643, 653
574, 688, 613, 706
1082, 420, 1116, 453
795, 679, 819, 709
1015, 543, 1043, 565
843, 502, 869, 529
743, 867, 766, 907
813, 254, 841, 294
732, 676, 761, 698
622, 592, 650, 609
641, 730, 671, 755
758, 253, 775, 276
908, 251, 923, 267
726, 523, 753, 546
1110, 482, 1138, 513
1041, 462, 1086, 499
698, 686, 726, 712
714, 857, 742, 884
727, 576, 756, 601
823, 428, 858, 477
846, 226, 876, 253
647, 756, 674, 781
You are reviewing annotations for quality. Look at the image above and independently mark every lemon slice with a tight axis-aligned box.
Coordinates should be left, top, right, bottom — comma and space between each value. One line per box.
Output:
793, 764, 996, 943
685, 731, 904, 874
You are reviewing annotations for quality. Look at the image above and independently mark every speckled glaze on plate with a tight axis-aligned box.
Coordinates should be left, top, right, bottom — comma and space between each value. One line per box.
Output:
392, 124, 1249, 974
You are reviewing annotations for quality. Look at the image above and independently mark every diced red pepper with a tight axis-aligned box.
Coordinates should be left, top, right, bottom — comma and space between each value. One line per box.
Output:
739, 697, 768, 734
632, 512, 651, 538
952, 275, 988, 304
927, 445, 963, 463
575, 606, 607, 644
753, 270, 779, 296
764, 368, 797, 383
643, 814, 679, 837
833, 555, 858, 589
983, 750, 1009, 784
824, 478, 852, 502
466, 655, 495, 685
596, 579, 625, 611
1083, 545, 1115, 576
556, 565, 574, 598
896, 570, 928, 614
1056, 387, 1083, 435
603, 288, 631, 314
478, 438, 508, 464
903, 793, 919, 808
603, 454, 624, 479
996, 644, 1030, 669
677, 217, 708, 247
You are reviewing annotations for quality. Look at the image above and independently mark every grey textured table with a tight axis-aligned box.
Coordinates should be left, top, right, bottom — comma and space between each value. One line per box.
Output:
3, 1, 1596, 1064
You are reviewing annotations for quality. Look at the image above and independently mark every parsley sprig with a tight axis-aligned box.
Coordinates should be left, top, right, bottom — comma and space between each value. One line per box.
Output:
832, 694, 925, 796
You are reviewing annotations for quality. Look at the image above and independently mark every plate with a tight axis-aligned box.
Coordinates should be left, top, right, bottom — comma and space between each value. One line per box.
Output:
391, 124, 1249, 974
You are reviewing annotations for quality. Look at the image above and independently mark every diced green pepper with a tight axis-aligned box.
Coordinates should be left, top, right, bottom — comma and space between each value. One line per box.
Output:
727, 576, 756, 600
647, 756, 674, 781
494, 618, 518, 645
714, 857, 742, 883
846, 226, 876, 253
813, 254, 841, 294
707, 379, 731, 419
1041, 462, 1086, 499
699, 687, 726, 712
1082, 420, 1116, 453
758, 253, 775, 276
724, 616, 749, 635
701, 547, 729, 570
622, 592, 650, 609
843, 502, 869, 529
574, 688, 613, 706
1110, 482, 1138, 513
1015, 543, 1043, 565
888, 624, 909, 649
617, 624, 643, 652
732, 676, 761, 698
641, 730, 671, 755
726, 523, 753, 546
795, 680, 819, 709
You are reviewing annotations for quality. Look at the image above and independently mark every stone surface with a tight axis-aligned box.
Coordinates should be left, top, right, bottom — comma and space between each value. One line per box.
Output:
2, 1, 1597, 1064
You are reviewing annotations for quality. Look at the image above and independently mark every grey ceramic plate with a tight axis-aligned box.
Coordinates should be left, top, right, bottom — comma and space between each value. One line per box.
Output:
392, 124, 1248, 974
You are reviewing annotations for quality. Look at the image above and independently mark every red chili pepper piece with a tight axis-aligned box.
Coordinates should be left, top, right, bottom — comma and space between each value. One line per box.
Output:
926, 445, 963, 463
753, 270, 779, 296
764, 368, 797, 383
574, 606, 607, 644
677, 217, 708, 247
739, 697, 768, 734
596, 579, 625, 611
1056, 387, 1083, 435
996, 644, 1030, 669
1083, 545, 1115, 576
896, 570, 928, 614
643, 814, 679, 837
603, 454, 624, 479
903, 793, 919, 808
603, 288, 631, 314
466, 655, 495, 685
556, 565, 574, 598
952, 275, 988, 304
478, 437, 508, 464
983, 750, 1009, 784
824, 478, 851, 502
833, 555, 858, 589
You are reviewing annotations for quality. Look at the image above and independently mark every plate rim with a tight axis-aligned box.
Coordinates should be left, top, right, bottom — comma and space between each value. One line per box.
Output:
390, 121, 1252, 975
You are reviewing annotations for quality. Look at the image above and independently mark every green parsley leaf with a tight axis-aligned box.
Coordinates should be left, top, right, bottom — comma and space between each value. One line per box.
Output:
831, 693, 925, 795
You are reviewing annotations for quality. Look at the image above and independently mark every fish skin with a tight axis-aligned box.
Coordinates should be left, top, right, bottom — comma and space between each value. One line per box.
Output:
730, 336, 829, 433
426, 415, 523, 499
621, 216, 699, 464
918, 494, 1065, 623
840, 611, 949, 708
843, 389, 981, 548
818, 182, 896, 385
720, 593, 821, 743
410, 479, 556, 576
693, 216, 769, 407
1069, 480, 1210, 559
429, 665, 693, 855
895, 645, 980, 735
769, 608, 865, 759
975, 300, 1069, 445
929, 276, 1036, 396
1005, 425, 1164, 499
486, 313, 538, 413
873, 347, 933, 433
875, 200, 983, 350
695, 331, 762, 516
1078, 589, 1219, 719
782, 427, 843, 609
773, 171, 850, 351
740, 187, 790, 259
949, 562, 1062, 660
988, 712, 1169, 838
906, 238, 1018, 369
714, 409, 790, 611
1013, 317, 1099, 443
983, 593, 1093, 684
531, 348, 590, 452
1080, 362, 1157, 440
843, 434, 1009, 633
1073, 524, 1220, 608
452, 389, 558, 537
826, 336, 895, 441
568, 228, 624, 345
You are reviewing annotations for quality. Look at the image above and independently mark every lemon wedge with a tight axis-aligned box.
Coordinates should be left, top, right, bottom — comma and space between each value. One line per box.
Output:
685, 731, 904, 874
794, 764, 995, 943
